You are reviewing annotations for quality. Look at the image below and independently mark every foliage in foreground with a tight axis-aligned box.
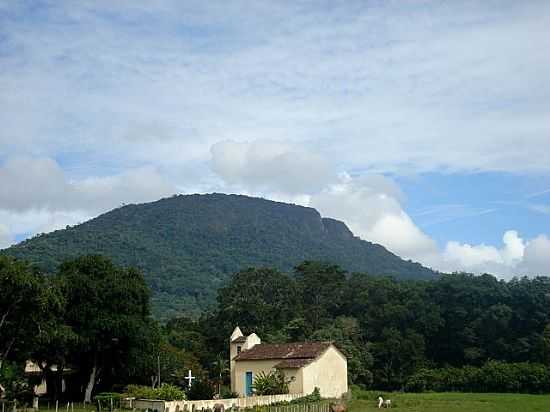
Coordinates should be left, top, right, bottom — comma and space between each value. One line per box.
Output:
252, 370, 290, 396
185, 379, 215, 400
4, 252, 550, 401
126, 384, 186, 401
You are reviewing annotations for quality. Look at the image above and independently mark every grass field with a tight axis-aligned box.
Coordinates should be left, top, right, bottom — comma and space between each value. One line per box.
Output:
24, 391, 550, 412
349, 391, 550, 411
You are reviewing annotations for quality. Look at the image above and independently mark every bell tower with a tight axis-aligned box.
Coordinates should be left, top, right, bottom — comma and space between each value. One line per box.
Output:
229, 326, 261, 393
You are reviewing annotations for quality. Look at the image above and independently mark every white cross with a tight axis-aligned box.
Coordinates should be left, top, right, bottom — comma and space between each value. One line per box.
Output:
184, 370, 195, 388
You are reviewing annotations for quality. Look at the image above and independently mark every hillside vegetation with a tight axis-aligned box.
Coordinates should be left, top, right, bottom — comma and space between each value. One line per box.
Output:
2, 193, 437, 318
4, 255, 550, 400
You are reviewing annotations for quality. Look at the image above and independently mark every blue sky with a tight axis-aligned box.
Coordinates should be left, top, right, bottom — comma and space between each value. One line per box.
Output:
0, 0, 549, 277
400, 172, 550, 246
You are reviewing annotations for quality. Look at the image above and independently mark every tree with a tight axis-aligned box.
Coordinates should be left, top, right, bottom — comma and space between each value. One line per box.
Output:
211, 353, 229, 395
29, 287, 78, 401
214, 267, 300, 339
56, 255, 152, 402
538, 324, 550, 366
0, 256, 57, 370
295, 261, 346, 331
312, 317, 373, 385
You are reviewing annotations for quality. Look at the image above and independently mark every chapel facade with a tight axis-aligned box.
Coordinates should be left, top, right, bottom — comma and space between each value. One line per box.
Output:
229, 327, 348, 398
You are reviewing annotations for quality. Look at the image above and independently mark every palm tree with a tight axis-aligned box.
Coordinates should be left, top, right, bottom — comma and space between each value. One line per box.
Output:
212, 353, 230, 395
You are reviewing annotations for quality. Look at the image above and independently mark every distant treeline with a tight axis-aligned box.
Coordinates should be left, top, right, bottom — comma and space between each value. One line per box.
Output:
406, 361, 550, 393
2, 255, 550, 401
192, 261, 550, 392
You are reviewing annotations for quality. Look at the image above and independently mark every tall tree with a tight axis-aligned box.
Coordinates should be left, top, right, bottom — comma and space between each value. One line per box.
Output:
295, 261, 346, 331
0, 256, 55, 370
57, 255, 152, 402
214, 267, 300, 339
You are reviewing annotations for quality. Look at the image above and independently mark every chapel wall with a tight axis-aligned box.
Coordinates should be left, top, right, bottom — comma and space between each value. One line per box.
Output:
302, 346, 348, 398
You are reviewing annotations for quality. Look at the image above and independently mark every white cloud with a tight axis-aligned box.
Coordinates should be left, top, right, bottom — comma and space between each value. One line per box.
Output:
0, 209, 92, 250
0, 157, 176, 249
441, 230, 525, 276
0, 2, 549, 276
521, 235, 550, 276
308, 175, 549, 277
310, 174, 439, 264
210, 140, 333, 194
0, 224, 14, 250
1, 2, 549, 175
0, 157, 176, 213
0, 157, 71, 211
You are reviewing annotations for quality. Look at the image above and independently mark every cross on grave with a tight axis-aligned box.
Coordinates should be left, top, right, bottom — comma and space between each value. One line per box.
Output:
184, 370, 195, 388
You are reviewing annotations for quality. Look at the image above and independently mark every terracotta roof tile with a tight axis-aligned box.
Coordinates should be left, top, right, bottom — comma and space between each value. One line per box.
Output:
274, 358, 315, 369
234, 341, 331, 361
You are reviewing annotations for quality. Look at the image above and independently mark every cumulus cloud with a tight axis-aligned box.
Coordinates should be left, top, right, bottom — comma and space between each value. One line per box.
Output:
439, 232, 550, 278
0, 157, 175, 213
0, 157, 71, 212
0, 157, 176, 248
0, 2, 549, 275
308, 175, 550, 277
521, 235, 550, 276
2, 2, 549, 175
209, 140, 550, 277
210, 140, 334, 193
0, 224, 14, 250
441, 231, 525, 276
310, 174, 439, 264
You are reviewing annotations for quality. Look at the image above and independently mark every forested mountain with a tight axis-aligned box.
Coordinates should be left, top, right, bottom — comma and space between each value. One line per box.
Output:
2, 193, 437, 318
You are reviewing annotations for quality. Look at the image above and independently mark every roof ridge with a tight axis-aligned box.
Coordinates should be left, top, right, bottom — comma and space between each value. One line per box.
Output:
234, 340, 332, 361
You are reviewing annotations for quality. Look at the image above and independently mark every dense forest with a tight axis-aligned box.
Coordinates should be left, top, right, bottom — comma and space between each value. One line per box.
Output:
2, 194, 437, 319
2, 255, 550, 403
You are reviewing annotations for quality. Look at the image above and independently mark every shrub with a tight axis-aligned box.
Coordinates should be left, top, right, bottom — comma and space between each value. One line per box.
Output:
291, 387, 321, 404
186, 380, 215, 400
252, 370, 290, 396
220, 387, 239, 399
126, 384, 186, 401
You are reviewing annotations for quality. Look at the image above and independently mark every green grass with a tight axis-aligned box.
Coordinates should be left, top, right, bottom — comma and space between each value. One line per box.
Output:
349, 391, 550, 411
31, 393, 550, 412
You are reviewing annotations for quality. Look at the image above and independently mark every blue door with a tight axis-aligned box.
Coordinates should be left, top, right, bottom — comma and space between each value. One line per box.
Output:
245, 372, 253, 396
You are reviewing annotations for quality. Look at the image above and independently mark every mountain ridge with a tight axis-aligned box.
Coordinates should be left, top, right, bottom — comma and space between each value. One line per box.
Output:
3, 193, 438, 318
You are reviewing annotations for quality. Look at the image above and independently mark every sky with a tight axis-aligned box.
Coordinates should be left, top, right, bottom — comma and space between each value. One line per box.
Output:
1, 0, 549, 278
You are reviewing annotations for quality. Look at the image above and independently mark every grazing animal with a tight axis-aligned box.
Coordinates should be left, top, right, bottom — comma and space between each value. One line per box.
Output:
213, 403, 225, 412
377, 396, 391, 408
329, 402, 347, 412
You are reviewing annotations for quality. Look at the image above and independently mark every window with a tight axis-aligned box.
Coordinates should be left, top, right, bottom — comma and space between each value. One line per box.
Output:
237, 346, 242, 354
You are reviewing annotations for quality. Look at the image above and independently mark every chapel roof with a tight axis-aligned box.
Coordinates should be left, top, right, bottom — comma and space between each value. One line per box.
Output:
274, 358, 315, 369
233, 341, 332, 362
232, 336, 247, 343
